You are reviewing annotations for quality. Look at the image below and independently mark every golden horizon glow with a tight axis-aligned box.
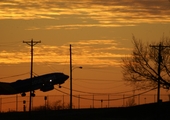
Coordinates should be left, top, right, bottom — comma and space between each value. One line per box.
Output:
0, 40, 131, 66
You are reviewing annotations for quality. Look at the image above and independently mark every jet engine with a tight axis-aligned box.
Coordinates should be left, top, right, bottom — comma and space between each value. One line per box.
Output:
40, 84, 54, 92
40, 79, 55, 92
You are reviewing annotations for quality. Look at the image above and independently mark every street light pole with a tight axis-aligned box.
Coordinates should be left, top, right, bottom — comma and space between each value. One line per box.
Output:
69, 44, 82, 110
70, 44, 72, 110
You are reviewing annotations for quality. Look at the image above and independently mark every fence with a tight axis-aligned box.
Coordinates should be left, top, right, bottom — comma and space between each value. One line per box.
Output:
0, 93, 170, 112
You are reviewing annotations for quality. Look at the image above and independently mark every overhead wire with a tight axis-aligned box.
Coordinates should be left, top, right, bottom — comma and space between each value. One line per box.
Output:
28, 41, 58, 73
72, 81, 126, 90
55, 87, 157, 101
74, 79, 124, 86
81, 67, 121, 74
106, 87, 156, 101
33, 42, 70, 73
0, 72, 30, 80
61, 86, 153, 95
33, 72, 39, 76
74, 78, 124, 82
2, 101, 23, 104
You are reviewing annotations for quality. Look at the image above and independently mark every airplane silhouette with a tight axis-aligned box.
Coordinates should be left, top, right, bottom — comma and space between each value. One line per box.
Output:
0, 72, 69, 96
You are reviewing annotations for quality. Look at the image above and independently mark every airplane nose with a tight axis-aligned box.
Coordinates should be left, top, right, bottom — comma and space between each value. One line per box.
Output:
65, 75, 69, 80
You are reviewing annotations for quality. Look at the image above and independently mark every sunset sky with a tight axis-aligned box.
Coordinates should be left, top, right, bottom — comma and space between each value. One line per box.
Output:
0, 0, 170, 110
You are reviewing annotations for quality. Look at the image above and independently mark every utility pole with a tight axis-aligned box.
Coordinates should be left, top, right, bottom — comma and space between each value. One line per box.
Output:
70, 44, 72, 110
23, 39, 41, 112
16, 94, 18, 112
0, 97, 1, 112
150, 42, 170, 103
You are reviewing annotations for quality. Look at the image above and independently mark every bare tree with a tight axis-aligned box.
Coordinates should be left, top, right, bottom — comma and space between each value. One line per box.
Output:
125, 98, 136, 107
122, 36, 170, 90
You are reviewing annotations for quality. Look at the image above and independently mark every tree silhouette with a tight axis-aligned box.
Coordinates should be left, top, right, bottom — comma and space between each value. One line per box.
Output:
122, 36, 170, 90
32, 100, 70, 111
125, 98, 136, 107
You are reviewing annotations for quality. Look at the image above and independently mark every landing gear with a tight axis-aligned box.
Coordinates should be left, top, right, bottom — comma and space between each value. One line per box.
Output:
21, 92, 26, 97
31, 93, 35, 97
21, 91, 35, 97
31, 91, 35, 97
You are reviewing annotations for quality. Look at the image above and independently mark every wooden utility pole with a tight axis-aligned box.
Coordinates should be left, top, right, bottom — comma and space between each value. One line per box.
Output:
16, 94, 18, 112
0, 97, 1, 112
23, 39, 41, 112
150, 42, 170, 103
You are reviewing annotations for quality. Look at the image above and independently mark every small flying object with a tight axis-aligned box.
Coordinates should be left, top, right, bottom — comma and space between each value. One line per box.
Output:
0, 72, 69, 97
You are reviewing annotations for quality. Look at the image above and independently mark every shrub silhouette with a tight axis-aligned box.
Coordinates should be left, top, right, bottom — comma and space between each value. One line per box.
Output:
32, 100, 70, 111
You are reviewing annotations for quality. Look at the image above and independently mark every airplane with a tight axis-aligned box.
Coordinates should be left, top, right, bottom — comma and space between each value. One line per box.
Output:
0, 72, 69, 97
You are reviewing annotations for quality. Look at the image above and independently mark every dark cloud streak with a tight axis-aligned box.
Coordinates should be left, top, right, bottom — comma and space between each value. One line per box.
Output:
0, 0, 170, 26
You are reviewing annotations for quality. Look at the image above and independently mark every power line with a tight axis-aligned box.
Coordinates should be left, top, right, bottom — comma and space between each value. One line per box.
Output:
54, 87, 156, 101
82, 68, 120, 74
76, 80, 124, 86
61, 86, 154, 95
73, 78, 124, 86
72, 82, 125, 90
32, 42, 70, 73
0, 72, 29, 80
2, 101, 23, 105
73, 78, 123, 82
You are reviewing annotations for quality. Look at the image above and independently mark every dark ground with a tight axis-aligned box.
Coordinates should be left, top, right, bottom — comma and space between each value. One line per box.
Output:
0, 101, 170, 120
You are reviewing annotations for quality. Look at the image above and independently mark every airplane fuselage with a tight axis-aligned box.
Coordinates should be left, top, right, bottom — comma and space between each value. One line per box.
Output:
0, 72, 69, 95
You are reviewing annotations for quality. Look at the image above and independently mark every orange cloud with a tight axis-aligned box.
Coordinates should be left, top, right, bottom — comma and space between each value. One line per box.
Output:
0, 40, 131, 67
